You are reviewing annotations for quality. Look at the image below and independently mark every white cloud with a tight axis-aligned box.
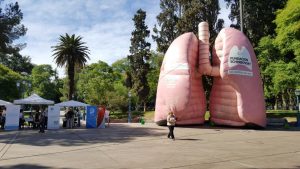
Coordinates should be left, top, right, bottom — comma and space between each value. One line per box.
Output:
7, 0, 230, 77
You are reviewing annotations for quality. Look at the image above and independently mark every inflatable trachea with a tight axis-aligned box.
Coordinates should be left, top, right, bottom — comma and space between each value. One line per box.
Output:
155, 22, 266, 128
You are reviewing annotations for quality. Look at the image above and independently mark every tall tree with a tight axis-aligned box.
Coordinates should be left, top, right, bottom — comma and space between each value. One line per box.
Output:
128, 9, 151, 112
153, 0, 224, 53
0, 0, 27, 53
52, 34, 90, 100
0, 0, 33, 73
152, 0, 180, 53
225, 0, 287, 47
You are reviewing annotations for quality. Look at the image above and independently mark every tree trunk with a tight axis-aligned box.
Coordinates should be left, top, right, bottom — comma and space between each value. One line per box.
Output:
281, 91, 288, 110
143, 101, 146, 113
274, 96, 278, 110
68, 63, 75, 101
287, 89, 294, 110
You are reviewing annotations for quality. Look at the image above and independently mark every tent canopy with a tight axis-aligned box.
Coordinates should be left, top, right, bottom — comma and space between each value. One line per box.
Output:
13, 94, 54, 105
0, 99, 11, 106
55, 100, 89, 107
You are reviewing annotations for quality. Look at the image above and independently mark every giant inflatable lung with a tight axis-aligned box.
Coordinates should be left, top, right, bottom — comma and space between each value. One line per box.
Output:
155, 33, 206, 125
155, 21, 266, 128
209, 28, 266, 127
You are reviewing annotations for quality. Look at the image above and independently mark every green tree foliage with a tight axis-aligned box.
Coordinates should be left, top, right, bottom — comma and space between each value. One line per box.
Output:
153, 0, 224, 53
0, 53, 34, 73
52, 33, 90, 100
274, 0, 300, 63
111, 58, 140, 112
77, 61, 114, 106
111, 58, 129, 83
31, 64, 62, 102
147, 52, 163, 106
256, 0, 300, 110
0, 64, 21, 101
106, 82, 129, 113
152, 0, 180, 53
225, 0, 287, 47
0, 0, 33, 73
0, 0, 27, 53
128, 9, 151, 112
264, 61, 299, 110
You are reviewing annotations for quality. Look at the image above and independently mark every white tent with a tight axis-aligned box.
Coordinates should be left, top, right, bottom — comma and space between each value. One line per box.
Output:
55, 100, 89, 107
13, 94, 54, 105
0, 99, 12, 106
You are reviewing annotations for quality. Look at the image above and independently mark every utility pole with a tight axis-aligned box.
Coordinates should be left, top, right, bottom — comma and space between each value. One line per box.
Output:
239, 0, 243, 33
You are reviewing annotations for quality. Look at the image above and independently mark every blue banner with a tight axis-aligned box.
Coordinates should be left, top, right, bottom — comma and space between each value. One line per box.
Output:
86, 106, 97, 128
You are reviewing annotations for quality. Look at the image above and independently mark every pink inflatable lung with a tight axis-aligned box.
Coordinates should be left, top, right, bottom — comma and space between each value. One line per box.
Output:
155, 21, 266, 128
209, 28, 266, 127
154, 32, 206, 125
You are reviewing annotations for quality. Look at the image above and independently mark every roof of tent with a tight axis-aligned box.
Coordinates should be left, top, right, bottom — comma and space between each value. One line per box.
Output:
0, 99, 12, 106
13, 94, 54, 105
55, 100, 89, 107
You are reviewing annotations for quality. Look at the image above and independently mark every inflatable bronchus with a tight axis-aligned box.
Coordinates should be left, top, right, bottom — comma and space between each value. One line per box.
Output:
155, 22, 266, 128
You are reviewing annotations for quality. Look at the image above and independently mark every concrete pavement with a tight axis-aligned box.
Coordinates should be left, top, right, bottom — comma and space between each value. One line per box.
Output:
0, 123, 300, 169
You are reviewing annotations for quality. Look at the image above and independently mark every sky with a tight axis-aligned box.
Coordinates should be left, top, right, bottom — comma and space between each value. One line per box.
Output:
7, 0, 231, 77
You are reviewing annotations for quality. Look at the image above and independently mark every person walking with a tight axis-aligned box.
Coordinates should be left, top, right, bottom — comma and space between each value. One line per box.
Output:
167, 112, 176, 140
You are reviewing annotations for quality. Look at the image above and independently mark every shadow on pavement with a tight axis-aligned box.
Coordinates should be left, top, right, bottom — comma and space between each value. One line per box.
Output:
176, 138, 202, 141
0, 124, 166, 147
0, 164, 72, 169
175, 121, 300, 132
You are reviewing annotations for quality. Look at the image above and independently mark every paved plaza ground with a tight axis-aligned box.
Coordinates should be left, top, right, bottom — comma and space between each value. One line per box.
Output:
0, 123, 300, 169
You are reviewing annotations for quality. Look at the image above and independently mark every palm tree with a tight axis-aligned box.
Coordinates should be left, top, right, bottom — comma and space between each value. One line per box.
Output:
52, 33, 90, 100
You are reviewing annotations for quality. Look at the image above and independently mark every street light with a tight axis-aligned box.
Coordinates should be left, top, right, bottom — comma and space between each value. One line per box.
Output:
239, 0, 243, 33
295, 89, 300, 127
128, 91, 132, 123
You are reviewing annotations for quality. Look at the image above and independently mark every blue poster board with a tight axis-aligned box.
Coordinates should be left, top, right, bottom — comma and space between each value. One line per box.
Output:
86, 106, 97, 128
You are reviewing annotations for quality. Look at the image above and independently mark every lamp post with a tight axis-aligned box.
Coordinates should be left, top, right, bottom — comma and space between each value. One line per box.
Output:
239, 0, 243, 33
128, 91, 132, 123
295, 89, 300, 127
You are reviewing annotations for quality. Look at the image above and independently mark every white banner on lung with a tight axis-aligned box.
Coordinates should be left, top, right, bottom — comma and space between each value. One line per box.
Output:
228, 46, 253, 76
5, 105, 20, 130
47, 106, 60, 129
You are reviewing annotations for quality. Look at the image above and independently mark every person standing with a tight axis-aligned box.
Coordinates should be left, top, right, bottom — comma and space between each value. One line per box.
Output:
167, 112, 176, 140
44, 108, 48, 129
34, 110, 41, 129
105, 109, 110, 127
66, 108, 74, 129
39, 109, 45, 133
19, 109, 25, 129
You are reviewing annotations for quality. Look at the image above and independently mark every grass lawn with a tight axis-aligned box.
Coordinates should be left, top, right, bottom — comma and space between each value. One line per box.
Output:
110, 110, 298, 123
266, 110, 298, 123
143, 111, 211, 121
144, 110, 298, 123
